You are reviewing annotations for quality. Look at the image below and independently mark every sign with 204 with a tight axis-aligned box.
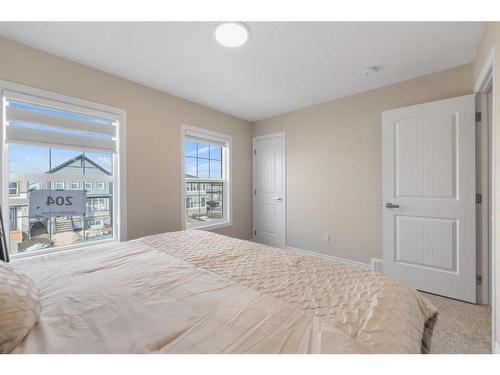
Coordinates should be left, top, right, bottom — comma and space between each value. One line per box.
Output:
29, 190, 87, 218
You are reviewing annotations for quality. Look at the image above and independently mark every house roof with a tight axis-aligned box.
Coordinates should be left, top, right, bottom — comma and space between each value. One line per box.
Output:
47, 154, 112, 175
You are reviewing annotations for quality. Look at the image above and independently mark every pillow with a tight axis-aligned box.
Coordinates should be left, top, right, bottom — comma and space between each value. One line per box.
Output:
0, 262, 41, 353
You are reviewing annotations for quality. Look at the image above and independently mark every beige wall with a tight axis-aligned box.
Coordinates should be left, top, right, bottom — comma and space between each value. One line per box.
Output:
0, 37, 253, 241
473, 21, 499, 353
252, 64, 473, 265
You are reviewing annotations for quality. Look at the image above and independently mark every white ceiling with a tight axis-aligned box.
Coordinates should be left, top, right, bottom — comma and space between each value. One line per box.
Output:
0, 22, 485, 122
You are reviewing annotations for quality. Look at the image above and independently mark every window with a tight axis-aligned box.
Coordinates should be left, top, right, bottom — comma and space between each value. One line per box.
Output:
182, 126, 231, 230
54, 181, 65, 190
1, 82, 126, 258
96, 182, 105, 190
9, 181, 19, 195
69, 182, 80, 190
98, 198, 107, 210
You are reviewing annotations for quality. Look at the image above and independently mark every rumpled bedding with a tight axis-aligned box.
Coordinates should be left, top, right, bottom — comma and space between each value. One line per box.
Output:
11, 230, 437, 353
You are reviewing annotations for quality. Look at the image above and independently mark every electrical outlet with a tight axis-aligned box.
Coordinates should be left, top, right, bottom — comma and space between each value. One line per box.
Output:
323, 233, 330, 243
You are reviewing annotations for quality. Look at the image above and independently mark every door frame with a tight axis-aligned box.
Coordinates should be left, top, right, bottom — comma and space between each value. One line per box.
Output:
473, 46, 497, 354
252, 132, 286, 248
476, 89, 492, 306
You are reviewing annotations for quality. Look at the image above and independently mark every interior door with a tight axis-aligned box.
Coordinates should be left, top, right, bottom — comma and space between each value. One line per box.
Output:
382, 95, 476, 303
253, 133, 285, 248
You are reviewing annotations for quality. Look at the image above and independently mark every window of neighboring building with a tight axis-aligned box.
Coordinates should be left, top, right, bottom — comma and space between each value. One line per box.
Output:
9, 181, 19, 196
182, 126, 231, 230
1, 82, 126, 258
54, 181, 65, 190
96, 182, 105, 190
98, 198, 107, 210
70, 182, 80, 190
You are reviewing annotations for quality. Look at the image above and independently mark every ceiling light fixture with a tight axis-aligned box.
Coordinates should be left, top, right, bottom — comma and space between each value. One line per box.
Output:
215, 22, 249, 47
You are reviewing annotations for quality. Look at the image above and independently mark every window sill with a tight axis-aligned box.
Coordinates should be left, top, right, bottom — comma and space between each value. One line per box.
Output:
186, 221, 232, 231
9, 238, 117, 261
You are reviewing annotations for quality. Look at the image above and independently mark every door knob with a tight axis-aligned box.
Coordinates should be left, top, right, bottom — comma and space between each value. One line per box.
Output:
272, 197, 283, 201
385, 202, 400, 209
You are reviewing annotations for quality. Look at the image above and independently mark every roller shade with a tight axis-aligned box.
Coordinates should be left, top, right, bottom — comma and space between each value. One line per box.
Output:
185, 129, 229, 148
4, 92, 118, 153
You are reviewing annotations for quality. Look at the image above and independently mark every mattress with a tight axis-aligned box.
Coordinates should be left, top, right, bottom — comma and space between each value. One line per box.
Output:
11, 230, 437, 354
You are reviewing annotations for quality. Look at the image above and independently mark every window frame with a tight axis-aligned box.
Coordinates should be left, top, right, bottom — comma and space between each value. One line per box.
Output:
180, 125, 232, 231
84, 181, 93, 191
9, 207, 17, 230
0, 80, 128, 260
96, 182, 105, 190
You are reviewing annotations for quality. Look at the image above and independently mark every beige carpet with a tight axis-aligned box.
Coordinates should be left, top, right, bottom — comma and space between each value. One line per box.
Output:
421, 292, 491, 354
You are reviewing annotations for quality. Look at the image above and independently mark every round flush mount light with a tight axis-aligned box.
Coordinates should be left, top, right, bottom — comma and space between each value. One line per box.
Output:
215, 22, 249, 47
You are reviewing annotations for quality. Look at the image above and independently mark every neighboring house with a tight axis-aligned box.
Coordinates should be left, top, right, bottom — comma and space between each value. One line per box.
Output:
8, 154, 112, 253
185, 173, 223, 224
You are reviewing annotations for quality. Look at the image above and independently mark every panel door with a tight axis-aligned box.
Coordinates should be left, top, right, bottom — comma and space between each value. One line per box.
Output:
253, 133, 285, 248
382, 95, 476, 303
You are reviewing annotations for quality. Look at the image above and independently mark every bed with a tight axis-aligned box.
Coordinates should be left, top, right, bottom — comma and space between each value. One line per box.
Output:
9, 230, 437, 354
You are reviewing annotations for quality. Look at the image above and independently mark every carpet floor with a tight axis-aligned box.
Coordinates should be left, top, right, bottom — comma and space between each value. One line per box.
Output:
421, 292, 491, 354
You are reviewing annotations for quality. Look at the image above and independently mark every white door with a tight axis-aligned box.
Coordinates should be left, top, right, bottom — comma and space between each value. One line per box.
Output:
382, 95, 476, 303
253, 133, 285, 248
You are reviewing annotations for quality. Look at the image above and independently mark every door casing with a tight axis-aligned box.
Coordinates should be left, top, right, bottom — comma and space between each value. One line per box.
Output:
473, 47, 497, 353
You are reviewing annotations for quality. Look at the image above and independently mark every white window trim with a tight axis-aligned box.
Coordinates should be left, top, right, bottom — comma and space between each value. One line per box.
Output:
0, 80, 127, 260
84, 181, 93, 190
96, 182, 105, 190
180, 124, 232, 231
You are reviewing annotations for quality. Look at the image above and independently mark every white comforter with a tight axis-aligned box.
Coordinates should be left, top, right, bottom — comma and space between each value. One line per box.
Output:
11, 230, 437, 353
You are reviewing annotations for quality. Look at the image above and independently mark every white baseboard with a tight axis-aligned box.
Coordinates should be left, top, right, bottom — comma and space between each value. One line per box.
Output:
371, 258, 383, 273
287, 246, 372, 271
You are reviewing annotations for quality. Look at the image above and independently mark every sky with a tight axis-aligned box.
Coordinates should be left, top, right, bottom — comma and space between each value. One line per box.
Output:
184, 141, 222, 179
8, 144, 112, 174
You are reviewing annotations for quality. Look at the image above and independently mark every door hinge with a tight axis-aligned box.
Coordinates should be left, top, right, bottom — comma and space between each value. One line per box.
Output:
254, 189, 256, 195
476, 193, 482, 204
476, 112, 482, 122
476, 274, 482, 286
254, 230, 257, 236
253, 149, 256, 155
